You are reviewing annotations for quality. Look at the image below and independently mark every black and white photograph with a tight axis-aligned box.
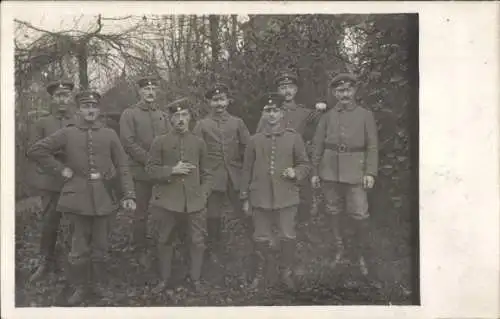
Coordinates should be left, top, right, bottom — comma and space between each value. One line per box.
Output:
11, 12, 419, 307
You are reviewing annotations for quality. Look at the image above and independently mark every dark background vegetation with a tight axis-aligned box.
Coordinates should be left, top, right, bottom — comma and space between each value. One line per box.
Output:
14, 14, 418, 306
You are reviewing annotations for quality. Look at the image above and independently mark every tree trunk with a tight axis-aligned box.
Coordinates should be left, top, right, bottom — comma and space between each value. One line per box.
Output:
77, 43, 89, 89
230, 15, 238, 60
209, 15, 220, 75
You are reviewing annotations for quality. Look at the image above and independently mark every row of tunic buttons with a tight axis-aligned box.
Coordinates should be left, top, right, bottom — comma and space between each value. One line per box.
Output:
180, 138, 185, 182
270, 136, 276, 175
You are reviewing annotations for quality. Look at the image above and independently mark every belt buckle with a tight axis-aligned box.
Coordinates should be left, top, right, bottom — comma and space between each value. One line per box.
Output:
89, 172, 101, 180
338, 144, 347, 153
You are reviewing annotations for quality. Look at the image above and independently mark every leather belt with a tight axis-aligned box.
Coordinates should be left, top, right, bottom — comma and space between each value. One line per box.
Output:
324, 143, 365, 153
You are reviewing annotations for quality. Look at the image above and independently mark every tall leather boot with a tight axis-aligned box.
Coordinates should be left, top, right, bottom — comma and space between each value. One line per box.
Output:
249, 241, 269, 291
280, 239, 296, 290
189, 245, 205, 292
152, 245, 174, 294
353, 219, 382, 289
91, 261, 109, 298
206, 217, 222, 264
330, 214, 345, 268
67, 260, 90, 306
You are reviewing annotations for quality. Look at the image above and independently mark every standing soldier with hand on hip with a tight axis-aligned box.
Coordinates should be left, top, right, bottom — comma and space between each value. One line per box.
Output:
193, 83, 250, 272
241, 93, 310, 291
146, 99, 213, 294
119, 75, 170, 266
311, 73, 381, 288
27, 90, 136, 305
26, 79, 77, 283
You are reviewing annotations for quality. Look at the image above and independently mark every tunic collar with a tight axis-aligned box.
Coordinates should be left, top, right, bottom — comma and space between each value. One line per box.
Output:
263, 123, 285, 137
334, 102, 357, 112
76, 118, 104, 130
137, 100, 158, 111
209, 110, 230, 122
283, 100, 297, 111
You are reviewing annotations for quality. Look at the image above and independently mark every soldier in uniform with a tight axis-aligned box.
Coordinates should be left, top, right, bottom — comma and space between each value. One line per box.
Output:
27, 90, 136, 305
241, 93, 311, 290
26, 79, 77, 282
146, 99, 212, 293
193, 83, 251, 269
256, 70, 324, 223
311, 73, 380, 288
119, 75, 170, 266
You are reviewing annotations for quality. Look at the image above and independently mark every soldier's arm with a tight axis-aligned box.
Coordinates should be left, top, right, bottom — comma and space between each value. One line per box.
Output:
192, 121, 203, 139
109, 131, 136, 200
26, 128, 67, 175
364, 110, 379, 177
303, 108, 322, 143
239, 137, 256, 200
237, 118, 251, 158
311, 113, 327, 177
28, 119, 44, 147
199, 140, 213, 198
119, 109, 148, 164
292, 133, 311, 181
255, 115, 264, 134
145, 136, 174, 182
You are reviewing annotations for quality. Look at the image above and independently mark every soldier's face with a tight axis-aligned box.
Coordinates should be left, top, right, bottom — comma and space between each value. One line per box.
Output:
209, 93, 229, 113
52, 89, 73, 110
262, 106, 283, 126
79, 103, 100, 122
278, 83, 298, 101
170, 109, 191, 133
139, 84, 158, 103
333, 82, 356, 103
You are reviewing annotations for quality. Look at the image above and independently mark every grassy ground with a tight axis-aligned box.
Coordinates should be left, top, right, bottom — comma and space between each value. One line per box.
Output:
15, 187, 415, 307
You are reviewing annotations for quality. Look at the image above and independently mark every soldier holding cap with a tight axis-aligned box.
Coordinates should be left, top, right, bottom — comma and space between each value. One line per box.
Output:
311, 73, 380, 288
193, 82, 251, 271
26, 79, 78, 283
241, 93, 311, 291
119, 75, 170, 266
256, 69, 324, 223
146, 98, 212, 293
28, 90, 136, 305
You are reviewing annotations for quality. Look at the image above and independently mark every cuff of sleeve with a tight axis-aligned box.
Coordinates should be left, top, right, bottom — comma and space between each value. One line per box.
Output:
122, 192, 136, 200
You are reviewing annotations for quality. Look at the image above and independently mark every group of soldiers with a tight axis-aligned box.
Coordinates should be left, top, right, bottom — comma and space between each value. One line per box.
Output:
24, 68, 380, 306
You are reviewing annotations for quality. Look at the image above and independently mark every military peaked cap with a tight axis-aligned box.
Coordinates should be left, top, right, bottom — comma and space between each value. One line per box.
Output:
205, 82, 229, 99
46, 80, 74, 96
137, 75, 161, 88
75, 90, 101, 105
329, 73, 358, 87
166, 97, 191, 114
259, 92, 284, 110
275, 70, 298, 86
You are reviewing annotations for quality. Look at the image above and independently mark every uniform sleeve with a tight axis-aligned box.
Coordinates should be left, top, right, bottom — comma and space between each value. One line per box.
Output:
199, 140, 213, 198
255, 115, 264, 134
237, 118, 251, 158
145, 137, 174, 182
311, 113, 328, 177
292, 133, 311, 181
192, 121, 203, 139
109, 131, 136, 199
303, 109, 323, 143
119, 109, 148, 164
28, 119, 44, 147
240, 137, 256, 200
364, 110, 379, 177
27, 128, 67, 175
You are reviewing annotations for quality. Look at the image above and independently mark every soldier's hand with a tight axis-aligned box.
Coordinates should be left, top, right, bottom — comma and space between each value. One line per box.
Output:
61, 167, 74, 180
122, 199, 136, 211
172, 161, 196, 175
282, 167, 296, 179
311, 176, 321, 189
363, 175, 375, 189
242, 200, 251, 216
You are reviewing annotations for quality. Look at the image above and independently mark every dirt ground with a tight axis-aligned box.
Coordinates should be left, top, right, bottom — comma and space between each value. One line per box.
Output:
15, 188, 415, 307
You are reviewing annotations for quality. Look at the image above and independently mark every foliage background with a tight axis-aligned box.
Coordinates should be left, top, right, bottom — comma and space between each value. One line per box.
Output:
14, 14, 418, 306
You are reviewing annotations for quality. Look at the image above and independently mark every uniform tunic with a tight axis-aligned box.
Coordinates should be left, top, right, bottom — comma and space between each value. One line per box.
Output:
119, 101, 170, 180
27, 112, 77, 191
146, 130, 213, 214
240, 128, 310, 210
193, 111, 250, 192
27, 121, 135, 216
311, 103, 378, 184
